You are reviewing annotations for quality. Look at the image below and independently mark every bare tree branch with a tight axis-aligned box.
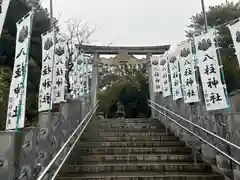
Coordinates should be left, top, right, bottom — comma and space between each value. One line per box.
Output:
59, 19, 96, 93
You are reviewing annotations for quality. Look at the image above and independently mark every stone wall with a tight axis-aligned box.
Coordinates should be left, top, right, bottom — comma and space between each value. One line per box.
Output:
152, 91, 240, 179
229, 90, 240, 113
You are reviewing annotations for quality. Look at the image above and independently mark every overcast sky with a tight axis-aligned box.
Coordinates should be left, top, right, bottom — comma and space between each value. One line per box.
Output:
42, 0, 238, 49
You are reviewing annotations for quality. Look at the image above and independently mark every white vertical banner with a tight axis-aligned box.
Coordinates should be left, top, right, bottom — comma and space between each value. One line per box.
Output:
179, 41, 200, 103
194, 29, 228, 111
75, 54, 81, 97
68, 50, 76, 98
77, 53, 84, 97
135, 64, 139, 70
72, 50, 79, 99
84, 56, 89, 94
151, 56, 162, 92
6, 11, 33, 130
38, 30, 54, 112
69, 67, 74, 98
82, 56, 86, 95
80, 55, 85, 96
169, 51, 183, 100
52, 37, 66, 104
89, 62, 93, 80
228, 19, 240, 66
160, 57, 171, 97
64, 45, 70, 92
0, 0, 10, 37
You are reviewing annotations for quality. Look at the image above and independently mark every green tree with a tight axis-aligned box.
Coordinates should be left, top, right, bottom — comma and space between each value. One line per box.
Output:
0, 1, 51, 129
186, 2, 240, 93
0, 67, 11, 129
97, 69, 150, 118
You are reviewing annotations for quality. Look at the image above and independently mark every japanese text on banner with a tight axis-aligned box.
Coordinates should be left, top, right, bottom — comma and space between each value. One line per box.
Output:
38, 30, 54, 112
151, 56, 162, 92
169, 51, 183, 100
80, 56, 87, 96
72, 50, 80, 98
194, 29, 228, 111
179, 41, 199, 103
83, 56, 89, 95
6, 12, 33, 130
160, 57, 171, 97
52, 37, 66, 104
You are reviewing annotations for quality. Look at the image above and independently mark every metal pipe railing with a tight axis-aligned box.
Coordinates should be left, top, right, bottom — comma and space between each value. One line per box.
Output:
149, 104, 240, 166
149, 100, 240, 151
50, 103, 99, 180
37, 101, 99, 180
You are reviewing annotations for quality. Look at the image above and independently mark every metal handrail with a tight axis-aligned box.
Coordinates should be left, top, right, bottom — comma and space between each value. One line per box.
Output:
50, 103, 99, 180
149, 100, 240, 151
149, 104, 240, 166
37, 101, 99, 180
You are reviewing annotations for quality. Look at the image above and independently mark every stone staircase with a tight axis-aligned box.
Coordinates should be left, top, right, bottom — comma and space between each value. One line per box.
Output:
57, 118, 224, 180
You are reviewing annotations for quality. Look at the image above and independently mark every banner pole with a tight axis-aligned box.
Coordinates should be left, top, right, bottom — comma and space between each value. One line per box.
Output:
201, 0, 208, 32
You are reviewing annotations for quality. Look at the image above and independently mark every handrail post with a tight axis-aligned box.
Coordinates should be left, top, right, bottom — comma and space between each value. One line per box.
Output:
164, 104, 168, 136
189, 105, 197, 165
193, 140, 197, 165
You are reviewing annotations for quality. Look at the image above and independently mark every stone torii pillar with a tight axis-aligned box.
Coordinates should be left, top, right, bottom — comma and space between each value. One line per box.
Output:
147, 53, 155, 117
90, 52, 99, 107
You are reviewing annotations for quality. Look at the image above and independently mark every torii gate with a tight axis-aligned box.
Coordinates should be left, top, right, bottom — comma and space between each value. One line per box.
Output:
76, 44, 170, 107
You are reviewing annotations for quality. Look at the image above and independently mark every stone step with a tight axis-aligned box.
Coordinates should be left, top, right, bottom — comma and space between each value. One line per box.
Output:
80, 135, 178, 142
57, 172, 224, 180
96, 119, 156, 123
60, 163, 212, 173
57, 117, 225, 180
84, 128, 166, 133
75, 154, 201, 163
86, 123, 165, 129
78, 147, 193, 155
81, 132, 171, 137
84, 128, 167, 133
79, 141, 185, 148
